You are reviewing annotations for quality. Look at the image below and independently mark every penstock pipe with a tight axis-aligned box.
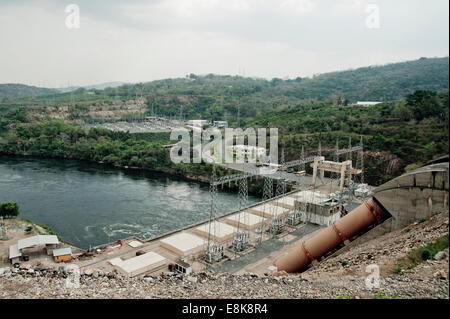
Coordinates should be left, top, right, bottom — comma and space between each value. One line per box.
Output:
273, 197, 386, 273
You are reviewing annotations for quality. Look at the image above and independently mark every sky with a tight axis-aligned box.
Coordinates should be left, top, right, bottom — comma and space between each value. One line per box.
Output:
0, 0, 448, 88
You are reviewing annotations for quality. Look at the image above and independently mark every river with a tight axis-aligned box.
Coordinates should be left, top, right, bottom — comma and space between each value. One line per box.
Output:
0, 157, 260, 249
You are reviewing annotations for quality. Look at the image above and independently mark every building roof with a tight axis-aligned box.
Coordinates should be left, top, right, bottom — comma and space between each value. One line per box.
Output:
17, 235, 59, 250
115, 252, 166, 274
128, 240, 143, 248
355, 101, 382, 106
53, 247, 72, 257
160, 232, 206, 255
9, 244, 22, 259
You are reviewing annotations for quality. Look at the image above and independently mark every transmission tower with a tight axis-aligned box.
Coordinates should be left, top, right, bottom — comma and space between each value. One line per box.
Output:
318, 141, 322, 157
232, 176, 250, 252
346, 137, 352, 162
256, 177, 273, 244
205, 165, 224, 263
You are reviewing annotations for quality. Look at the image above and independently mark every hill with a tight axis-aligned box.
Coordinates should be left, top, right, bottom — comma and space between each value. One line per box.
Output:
0, 84, 58, 100
281, 56, 449, 102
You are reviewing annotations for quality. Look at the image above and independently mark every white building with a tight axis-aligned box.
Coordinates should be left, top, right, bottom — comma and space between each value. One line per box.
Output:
355, 101, 382, 106
187, 120, 209, 127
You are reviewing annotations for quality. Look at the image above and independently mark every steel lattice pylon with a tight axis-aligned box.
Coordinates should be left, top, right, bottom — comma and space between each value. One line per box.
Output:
255, 177, 273, 245
318, 141, 322, 157
205, 165, 223, 264
232, 176, 250, 252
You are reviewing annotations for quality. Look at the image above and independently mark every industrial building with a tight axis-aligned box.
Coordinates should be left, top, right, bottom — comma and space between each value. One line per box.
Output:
194, 221, 237, 242
109, 251, 167, 277
160, 232, 207, 257
291, 190, 344, 226
9, 235, 60, 264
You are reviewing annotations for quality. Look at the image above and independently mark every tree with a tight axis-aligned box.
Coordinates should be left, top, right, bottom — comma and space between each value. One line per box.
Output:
0, 202, 20, 218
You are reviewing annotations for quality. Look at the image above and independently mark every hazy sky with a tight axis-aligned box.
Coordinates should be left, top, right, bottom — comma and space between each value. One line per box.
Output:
0, 0, 448, 87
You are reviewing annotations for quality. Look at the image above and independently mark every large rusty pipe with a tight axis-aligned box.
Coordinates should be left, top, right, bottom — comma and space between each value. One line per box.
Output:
273, 197, 386, 273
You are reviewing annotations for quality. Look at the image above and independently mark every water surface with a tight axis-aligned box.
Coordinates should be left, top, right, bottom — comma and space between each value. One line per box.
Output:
0, 157, 259, 249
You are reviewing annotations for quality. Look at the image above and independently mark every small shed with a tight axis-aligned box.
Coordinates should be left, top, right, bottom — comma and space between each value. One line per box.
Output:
53, 248, 72, 263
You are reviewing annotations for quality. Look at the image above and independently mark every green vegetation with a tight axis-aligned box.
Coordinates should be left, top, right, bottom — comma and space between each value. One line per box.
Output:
0, 202, 20, 218
0, 120, 218, 180
335, 294, 353, 299
393, 265, 403, 275
407, 234, 449, 266
0, 57, 448, 187
373, 290, 389, 299
341, 260, 348, 267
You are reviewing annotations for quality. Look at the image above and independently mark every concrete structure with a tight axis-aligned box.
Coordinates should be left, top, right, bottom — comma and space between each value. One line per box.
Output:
373, 162, 449, 231
172, 259, 192, 274
111, 252, 167, 277
194, 221, 236, 242
53, 248, 72, 263
249, 203, 290, 219
291, 191, 343, 226
9, 244, 21, 264
310, 157, 361, 193
160, 232, 206, 256
225, 212, 266, 230
273, 162, 450, 273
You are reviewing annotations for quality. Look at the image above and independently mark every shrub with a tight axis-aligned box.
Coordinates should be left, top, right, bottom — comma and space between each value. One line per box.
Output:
0, 202, 19, 218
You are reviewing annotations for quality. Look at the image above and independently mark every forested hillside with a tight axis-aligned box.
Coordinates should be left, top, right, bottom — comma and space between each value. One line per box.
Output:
0, 84, 58, 100
0, 57, 448, 186
1, 57, 448, 123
